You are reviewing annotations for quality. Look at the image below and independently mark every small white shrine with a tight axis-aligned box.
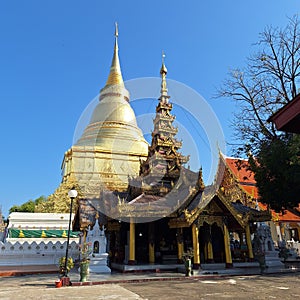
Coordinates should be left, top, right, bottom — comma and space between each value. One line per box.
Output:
86, 217, 111, 273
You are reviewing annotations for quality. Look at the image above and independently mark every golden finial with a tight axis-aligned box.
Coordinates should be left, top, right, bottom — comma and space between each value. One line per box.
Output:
160, 50, 167, 75
160, 50, 168, 99
115, 22, 118, 38
105, 22, 124, 87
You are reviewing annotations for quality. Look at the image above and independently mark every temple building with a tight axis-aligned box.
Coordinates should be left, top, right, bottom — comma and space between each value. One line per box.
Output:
94, 56, 270, 270
48, 25, 272, 271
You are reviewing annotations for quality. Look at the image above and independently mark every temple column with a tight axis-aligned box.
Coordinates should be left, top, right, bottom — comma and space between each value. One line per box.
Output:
149, 243, 155, 264
223, 223, 233, 268
245, 224, 254, 262
192, 224, 200, 269
177, 228, 184, 262
148, 223, 155, 264
128, 220, 135, 265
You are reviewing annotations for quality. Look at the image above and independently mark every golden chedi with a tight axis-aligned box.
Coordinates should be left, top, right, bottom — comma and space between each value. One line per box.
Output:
61, 24, 148, 199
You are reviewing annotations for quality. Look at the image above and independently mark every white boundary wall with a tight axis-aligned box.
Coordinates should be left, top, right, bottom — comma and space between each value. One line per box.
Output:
0, 239, 80, 266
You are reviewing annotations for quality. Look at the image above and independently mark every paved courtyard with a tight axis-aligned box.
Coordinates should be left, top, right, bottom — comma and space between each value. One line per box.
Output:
0, 272, 299, 300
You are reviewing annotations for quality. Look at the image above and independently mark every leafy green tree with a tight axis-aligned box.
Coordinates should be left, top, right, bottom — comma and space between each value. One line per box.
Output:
247, 134, 300, 212
9, 196, 47, 214
9, 200, 35, 213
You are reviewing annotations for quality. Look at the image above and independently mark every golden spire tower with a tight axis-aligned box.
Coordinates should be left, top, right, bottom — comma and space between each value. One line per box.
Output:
139, 55, 189, 187
59, 24, 149, 219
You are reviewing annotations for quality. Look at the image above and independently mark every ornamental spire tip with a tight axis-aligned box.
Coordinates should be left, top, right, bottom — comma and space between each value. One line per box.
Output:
105, 22, 124, 87
115, 22, 118, 38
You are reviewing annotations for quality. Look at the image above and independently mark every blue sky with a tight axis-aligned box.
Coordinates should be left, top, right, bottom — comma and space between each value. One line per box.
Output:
0, 1, 299, 218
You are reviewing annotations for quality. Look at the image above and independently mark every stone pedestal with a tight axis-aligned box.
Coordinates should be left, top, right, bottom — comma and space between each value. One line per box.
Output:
265, 250, 284, 268
256, 223, 284, 269
89, 253, 111, 273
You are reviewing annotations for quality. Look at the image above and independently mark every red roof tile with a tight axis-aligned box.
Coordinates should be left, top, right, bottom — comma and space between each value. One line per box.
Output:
241, 185, 259, 199
225, 157, 256, 184
224, 156, 300, 223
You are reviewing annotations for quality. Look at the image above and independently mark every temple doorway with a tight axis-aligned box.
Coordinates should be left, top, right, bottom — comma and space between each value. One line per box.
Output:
199, 222, 225, 263
135, 223, 149, 263
211, 223, 225, 263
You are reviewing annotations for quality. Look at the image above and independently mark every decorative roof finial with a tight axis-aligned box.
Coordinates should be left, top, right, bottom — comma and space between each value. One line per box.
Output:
105, 22, 124, 87
160, 50, 169, 100
160, 50, 167, 75
162, 50, 165, 64
115, 22, 119, 38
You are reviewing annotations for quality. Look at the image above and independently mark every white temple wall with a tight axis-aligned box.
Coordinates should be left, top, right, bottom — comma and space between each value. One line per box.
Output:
0, 239, 80, 266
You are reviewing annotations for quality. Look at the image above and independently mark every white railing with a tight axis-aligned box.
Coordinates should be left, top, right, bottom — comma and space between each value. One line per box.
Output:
0, 239, 80, 266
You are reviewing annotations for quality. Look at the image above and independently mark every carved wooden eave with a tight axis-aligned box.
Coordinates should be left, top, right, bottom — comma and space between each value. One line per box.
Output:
228, 200, 271, 226
114, 179, 197, 219
169, 188, 247, 229
220, 167, 250, 206
216, 191, 246, 227
197, 215, 225, 230
218, 154, 258, 208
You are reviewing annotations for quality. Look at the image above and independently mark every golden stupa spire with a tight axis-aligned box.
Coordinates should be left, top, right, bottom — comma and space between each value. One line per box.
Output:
105, 22, 124, 86
160, 51, 169, 100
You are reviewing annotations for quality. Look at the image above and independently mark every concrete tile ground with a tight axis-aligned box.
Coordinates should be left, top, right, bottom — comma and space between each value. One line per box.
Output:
0, 263, 299, 300
0, 272, 300, 300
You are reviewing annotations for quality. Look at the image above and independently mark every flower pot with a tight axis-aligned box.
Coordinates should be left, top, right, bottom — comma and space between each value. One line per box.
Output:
55, 279, 62, 288
61, 276, 71, 286
185, 258, 192, 276
80, 261, 90, 282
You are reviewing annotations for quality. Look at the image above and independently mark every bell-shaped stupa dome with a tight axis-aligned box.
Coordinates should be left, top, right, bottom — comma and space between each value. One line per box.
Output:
75, 24, 148, 156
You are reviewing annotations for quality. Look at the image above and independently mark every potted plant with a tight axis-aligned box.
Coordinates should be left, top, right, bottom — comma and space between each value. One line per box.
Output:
59, 256, 74, 276
79, 242, 92, 282
57, 256, 74, 286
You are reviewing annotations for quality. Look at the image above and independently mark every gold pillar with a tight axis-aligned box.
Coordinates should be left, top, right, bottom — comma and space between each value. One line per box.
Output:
149, 242, 155, 264
245, 224, 254, 261
177, 228, 184, 262
223, 223, 233, 268
192, 224, 200, 268
178, 242, 184, 261
129, 220, 135, 264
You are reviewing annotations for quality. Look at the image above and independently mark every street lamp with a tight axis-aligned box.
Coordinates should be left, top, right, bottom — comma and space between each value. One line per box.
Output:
63, 188, 78, 278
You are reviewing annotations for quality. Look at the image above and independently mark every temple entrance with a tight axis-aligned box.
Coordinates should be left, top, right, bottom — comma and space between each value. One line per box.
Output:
211, 223, 225, 263
134, 219, 178, 264
135, 223, 149, 263
155, 219, 177, 264
199, 222, 225, 263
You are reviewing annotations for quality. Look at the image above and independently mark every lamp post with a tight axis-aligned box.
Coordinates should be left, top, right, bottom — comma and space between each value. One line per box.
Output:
63, 188, 78, 278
